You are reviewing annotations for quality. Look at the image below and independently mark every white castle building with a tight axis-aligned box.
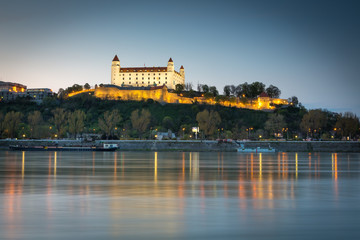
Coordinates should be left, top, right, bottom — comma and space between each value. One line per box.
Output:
111, 55, 185, 89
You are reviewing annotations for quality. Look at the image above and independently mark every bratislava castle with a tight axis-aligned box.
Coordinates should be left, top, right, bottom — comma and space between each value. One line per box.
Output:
111, 55, 185, 89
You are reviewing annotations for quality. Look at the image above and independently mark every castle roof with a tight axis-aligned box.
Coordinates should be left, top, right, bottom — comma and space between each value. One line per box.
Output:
120, 67, 168, 72
168, 57, 173, 62
112, 55, 119, 61
180, 65, 184, 69
259, 92, 269, 98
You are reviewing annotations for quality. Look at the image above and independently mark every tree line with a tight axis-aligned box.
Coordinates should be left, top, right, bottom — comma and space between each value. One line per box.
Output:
0, 94, 359, 140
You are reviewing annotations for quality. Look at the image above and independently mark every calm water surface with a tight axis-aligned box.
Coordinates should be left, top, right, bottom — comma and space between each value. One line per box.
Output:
0, 151, 359, 240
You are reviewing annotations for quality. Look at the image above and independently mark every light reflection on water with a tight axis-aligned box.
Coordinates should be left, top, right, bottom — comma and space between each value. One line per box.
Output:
0, 151, 359, 240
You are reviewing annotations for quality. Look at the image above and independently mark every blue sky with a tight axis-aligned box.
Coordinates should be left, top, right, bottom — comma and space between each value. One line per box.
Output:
0, 0, 359, 115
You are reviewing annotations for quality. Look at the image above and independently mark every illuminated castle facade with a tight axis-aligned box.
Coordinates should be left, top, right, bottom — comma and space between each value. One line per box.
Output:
111, 55, 185, 89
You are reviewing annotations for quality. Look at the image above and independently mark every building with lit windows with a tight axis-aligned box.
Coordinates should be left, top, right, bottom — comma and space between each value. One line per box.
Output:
111, 55, 185, 89
0, 81, 53, 102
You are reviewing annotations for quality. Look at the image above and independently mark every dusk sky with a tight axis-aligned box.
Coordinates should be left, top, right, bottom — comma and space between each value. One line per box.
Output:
1, 0, 359, 115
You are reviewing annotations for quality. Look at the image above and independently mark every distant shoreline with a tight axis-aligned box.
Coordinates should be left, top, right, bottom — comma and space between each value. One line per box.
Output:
1, 139, 359, 152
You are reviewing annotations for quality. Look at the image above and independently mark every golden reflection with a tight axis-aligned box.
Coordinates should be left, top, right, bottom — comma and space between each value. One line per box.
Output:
154, 152, 158, 182
277, 153, 281, 177
334, 153, 338, 180
54, 152, 57, 177
259, 153, 262, 179
190, 152, 199, 180
189, 152, 192, 174
114, 152, 117, 178
250, 153, 254, 178
21, 151, 25, 179
295, 153, 298, 179
332, 153, 339, 198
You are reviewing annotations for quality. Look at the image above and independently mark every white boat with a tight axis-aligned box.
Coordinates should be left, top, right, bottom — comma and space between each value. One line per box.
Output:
237, 144, 276, 153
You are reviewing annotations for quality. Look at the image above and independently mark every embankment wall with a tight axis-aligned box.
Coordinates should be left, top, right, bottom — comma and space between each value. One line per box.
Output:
0, 140, 359, 152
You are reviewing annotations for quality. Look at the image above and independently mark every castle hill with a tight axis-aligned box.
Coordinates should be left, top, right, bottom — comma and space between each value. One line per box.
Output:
0, 55, 359, 152
1, 2, 360, 240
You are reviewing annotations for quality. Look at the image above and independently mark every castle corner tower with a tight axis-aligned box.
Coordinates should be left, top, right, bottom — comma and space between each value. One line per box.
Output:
111, 55, 120, 85
167, 58, 174, 72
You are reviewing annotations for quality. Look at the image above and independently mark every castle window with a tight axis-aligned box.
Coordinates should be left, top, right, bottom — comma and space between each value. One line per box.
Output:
165, 73, 167, 75
123, 78, 124, 80
153, 77, 155, 79
148, 81, 150, 84
148, 77, 150, 80
142, 73, 144, 76
159, 73, 160, 75
159, 81, 161, 84
153, 73, 155, 75
129, 74, 131, 76
142, 77, 144, 80
165, 81, 167, 84
129, 78, 131, 80
148, 73, 150, 75
136, 82, 138, 84
165, 77, 167, 79
142, 81, 144, 84
129, 82, 131, 84
136, 77, 138, 80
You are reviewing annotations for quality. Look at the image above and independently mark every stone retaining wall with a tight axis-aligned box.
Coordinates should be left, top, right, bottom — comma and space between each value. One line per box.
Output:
1, 139, 359, 152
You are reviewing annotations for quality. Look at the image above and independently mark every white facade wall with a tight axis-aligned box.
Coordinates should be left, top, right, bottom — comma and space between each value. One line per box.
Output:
111, 58, 184, 89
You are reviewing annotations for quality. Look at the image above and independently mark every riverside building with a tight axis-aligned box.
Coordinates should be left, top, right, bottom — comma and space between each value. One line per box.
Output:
111, 55, 185, 90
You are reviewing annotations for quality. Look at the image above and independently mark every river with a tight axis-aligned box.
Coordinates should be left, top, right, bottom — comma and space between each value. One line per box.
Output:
0, 151, 359, 240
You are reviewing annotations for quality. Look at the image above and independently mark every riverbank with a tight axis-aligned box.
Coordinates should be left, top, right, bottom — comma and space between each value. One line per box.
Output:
1, 139, 359, 152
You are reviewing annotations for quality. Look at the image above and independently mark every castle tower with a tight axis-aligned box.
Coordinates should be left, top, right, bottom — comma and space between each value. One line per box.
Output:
167, 57, 174, 72
111, 55, 120, 85
180, 65, 185, 77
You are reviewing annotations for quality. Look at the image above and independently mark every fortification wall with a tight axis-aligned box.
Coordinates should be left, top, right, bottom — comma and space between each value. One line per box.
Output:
93, 86, 288, 110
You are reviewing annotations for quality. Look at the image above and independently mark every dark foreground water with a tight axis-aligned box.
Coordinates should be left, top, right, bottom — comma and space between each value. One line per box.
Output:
0, 151, 359, 240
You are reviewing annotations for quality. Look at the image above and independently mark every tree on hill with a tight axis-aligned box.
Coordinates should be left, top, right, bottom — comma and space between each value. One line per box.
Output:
209, 86, 218, 97
288, 96, 299, 107
249, 82, 265, 98
266, 85, 281, 98
68, 110, 86, 138
131, 109, 151, 139
98, 109, 122, 139
162, 116, 174, 131
265, 114, 286, 138
300, 109, 327, 138
223, 85, 231, 97
175, 84, 184, 95
84, 83, 91, 90
28, 111, 43, 138
196, 109, 221, 138
51, 108, 68, 137
335, 112, 360, 139
201, 84, 209, 93
2, 111, 23, 138
184, 83, 193, 91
